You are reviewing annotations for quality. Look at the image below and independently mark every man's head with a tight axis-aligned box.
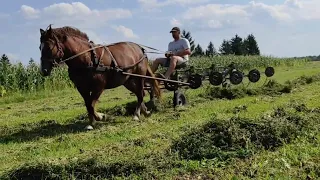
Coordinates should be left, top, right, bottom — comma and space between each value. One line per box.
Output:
170, 27, 180, 40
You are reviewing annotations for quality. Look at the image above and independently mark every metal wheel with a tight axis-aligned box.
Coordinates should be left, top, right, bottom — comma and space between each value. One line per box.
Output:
230, 71, 243, 85
265, 67, 275, 77
209, 71, 223, 86
248, 69, 261, 83
173, 91, 187, 108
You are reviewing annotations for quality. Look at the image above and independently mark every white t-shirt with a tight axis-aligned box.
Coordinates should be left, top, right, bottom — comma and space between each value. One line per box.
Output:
168, 38, 191, 60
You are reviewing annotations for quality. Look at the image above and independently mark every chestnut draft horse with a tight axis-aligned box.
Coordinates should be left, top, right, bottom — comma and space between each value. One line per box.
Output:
39, 25, 161, 130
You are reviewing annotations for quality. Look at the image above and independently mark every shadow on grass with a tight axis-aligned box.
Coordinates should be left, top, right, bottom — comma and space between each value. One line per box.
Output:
2, 158, 146, 180
0, 114, 110, 144
101, 99, 168, 117
0, 99, 167, 144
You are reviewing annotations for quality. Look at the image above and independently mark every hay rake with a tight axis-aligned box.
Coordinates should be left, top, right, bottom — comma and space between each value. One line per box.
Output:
142, 61, 275, 108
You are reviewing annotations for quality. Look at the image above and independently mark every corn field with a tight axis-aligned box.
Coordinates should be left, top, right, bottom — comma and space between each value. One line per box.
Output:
0, 55, 309, 96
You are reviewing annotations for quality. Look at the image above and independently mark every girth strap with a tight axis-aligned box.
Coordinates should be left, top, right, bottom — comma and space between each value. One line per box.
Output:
103, 46, 119, 68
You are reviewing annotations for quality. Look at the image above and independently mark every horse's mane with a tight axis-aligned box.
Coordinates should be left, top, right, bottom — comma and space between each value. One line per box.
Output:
52, 26, 89, 41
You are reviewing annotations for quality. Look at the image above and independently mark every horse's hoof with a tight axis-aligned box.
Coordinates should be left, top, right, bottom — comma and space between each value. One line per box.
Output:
97, 113, 106, 121
133, 115, 139, 121
144, 111, 151, 117
85, 125, 94, 130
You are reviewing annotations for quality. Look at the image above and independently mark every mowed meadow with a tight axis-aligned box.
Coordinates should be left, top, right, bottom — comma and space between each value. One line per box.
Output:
1, 55, 320, 179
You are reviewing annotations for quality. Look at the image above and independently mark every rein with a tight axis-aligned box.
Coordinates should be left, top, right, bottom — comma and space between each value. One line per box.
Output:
54, 40, 166, 71
54, 41, 164, 72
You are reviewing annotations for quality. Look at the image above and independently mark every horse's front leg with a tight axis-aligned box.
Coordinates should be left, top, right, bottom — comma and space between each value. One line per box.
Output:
90, 88, 106, 122
77, 86, 104, 130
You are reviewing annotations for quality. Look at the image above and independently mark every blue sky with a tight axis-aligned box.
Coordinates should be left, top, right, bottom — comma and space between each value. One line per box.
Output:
0, 0, 319, 64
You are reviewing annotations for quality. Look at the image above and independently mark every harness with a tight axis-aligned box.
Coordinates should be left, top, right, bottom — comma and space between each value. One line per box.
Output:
56, 40, 147, 73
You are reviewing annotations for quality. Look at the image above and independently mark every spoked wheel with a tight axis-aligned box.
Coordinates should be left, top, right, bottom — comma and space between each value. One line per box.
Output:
173, 90, 187, 108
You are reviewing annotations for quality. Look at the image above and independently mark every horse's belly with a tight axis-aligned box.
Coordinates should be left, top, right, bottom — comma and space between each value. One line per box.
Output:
105, 82, 122, 89
105, 78, 127, 89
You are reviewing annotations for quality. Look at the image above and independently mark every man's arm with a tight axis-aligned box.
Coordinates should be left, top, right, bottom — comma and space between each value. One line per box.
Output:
174, 39, 191, 57
166, 42, 173, 57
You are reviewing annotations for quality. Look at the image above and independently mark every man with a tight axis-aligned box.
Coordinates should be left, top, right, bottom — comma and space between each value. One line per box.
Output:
151, 27, 191, 79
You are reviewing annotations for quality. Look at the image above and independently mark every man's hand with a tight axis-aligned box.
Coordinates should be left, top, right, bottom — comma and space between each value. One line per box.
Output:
174, 49, 191, 57
165, 51, 173, 58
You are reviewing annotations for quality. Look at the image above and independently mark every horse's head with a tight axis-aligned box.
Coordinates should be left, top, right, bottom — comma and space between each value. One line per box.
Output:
39, 25, 65, 76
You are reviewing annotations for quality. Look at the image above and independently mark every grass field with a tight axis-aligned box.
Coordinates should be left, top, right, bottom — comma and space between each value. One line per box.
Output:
1, 59, 320, 179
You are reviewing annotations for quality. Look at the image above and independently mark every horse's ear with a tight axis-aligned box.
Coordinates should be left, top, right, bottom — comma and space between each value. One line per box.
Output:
40, 28, 45, 35
46, 24, 52, 34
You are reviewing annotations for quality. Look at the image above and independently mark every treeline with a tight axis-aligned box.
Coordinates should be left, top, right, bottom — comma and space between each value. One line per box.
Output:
182, 30, 260, 57
292, 55, 320, 61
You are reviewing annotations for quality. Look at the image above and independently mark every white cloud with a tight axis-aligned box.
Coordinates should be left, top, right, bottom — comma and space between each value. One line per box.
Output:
20, 2, 132, 29
207, 20, 223, 29
183, 4, 249, 20
138, 0, 209, 11
112, 25, 139, 39
84, 30, 108, 44
20, 5, 39, 19
6, 53, 20, 63
176, 0, 320, 29
170, 18, 182, 26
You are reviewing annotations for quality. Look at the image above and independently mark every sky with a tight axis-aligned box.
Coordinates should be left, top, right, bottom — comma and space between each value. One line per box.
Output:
0, 0, 319, 64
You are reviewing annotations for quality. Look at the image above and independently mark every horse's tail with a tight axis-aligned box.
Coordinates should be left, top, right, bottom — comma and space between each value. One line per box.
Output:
146, 64, 162, 99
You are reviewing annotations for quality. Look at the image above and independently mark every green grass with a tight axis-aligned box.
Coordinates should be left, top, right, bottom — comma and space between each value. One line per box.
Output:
1, 60, 320, 179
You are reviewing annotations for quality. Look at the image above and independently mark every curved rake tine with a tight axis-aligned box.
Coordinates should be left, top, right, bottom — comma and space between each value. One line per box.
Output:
239, 81, 247, 88
262, 77, 268, 86
245, 81, 251, 88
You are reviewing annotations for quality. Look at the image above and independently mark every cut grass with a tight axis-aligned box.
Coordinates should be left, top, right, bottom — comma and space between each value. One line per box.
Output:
3, 100, 320, 179
1, 61, 320, 179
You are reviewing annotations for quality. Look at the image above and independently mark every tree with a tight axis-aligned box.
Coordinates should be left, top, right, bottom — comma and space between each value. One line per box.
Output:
230, 34, 244, 55
243, 34, 260, 55
0, 54, 10, 65
205, 41, 216, 57
27, 58, 38, 70
219, 39, 232, 55
181, 30, 195, 53
28, 58, 35, 65
193, 44, 205, 56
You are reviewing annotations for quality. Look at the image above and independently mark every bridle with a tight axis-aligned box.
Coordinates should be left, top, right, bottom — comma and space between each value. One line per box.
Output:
40, 31, 65, 66
50, 33, 64, 66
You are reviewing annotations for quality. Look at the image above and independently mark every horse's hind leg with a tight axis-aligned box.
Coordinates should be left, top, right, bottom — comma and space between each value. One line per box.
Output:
139, 79, 151, 117
124, 77, 148, 120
